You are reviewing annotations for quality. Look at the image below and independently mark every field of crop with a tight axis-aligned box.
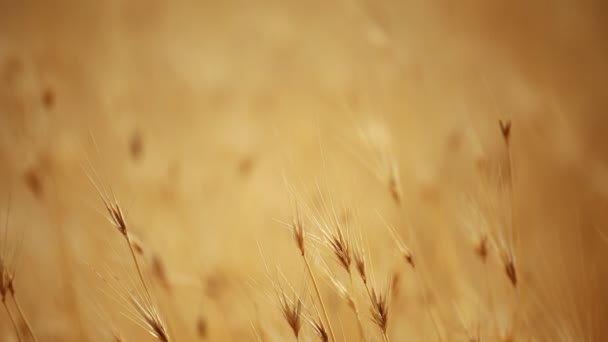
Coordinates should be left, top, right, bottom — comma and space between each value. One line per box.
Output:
1, 1, 608, 341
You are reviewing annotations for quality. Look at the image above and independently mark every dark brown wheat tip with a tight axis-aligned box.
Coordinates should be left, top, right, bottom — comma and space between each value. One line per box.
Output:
311, 317, 329, 342
151, 254, 171, 293
354, 249, 367, 284
84, 155, 128, 236
381, 216, 414, 269
130, 235, 145, 255
0, 260, 14, 302
291, 208, 305, 256
301, 291, 330, 342
196, 316, 208, 339
278, 291, 303, 339
504, 259, 517, 287
386, 159, 402, 206
128, 295, 170, 342
403, 252, 415, 269
390, 272, 400, 301
1, 203, 37, 342
369, 286, 390, 334
105, 199, 127, 236
388, 173, 401, 205
499, 119, 511, 144
475, 235, 488, 262
328, 227, 352, 273
0, 206, 16, 304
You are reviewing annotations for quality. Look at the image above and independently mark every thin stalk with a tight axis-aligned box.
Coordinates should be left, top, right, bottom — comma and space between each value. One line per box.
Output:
125, 234, 152, 300
3, 300, 22, 342
125, 234, 172, 342
361, 281, 389, 342
303, 255, 337, 342
12, 295, 36, 342
348, 273, 367, 342
394, 197, 440, 340
362, 280, 372, 300
501, 120, 517, 287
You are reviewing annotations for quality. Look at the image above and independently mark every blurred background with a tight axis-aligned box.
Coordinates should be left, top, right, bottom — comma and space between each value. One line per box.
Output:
1, 0, 608, 341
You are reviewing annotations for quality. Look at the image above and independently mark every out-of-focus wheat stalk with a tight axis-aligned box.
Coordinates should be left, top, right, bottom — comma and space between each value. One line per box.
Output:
1, 200, 21, 342
88, 262, 170, 342
498, 119, 518, 288
379, 209, 443, 341
84, 159, 171, 342
1, 198, 37, 342
289, 206, 338, 342
365, 279, 391, 342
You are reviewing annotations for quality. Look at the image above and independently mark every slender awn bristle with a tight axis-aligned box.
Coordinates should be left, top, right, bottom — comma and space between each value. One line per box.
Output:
278, 290, 303, 339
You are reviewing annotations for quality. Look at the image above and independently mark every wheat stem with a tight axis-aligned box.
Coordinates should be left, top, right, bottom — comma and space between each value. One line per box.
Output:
348, 273, 366, 342
3, 300, 22, 342
12, 295, 36, 342
303, 255, 337, 342
125, 234, 171, 342
125, 234, 152, 301
361, 281, 389, 342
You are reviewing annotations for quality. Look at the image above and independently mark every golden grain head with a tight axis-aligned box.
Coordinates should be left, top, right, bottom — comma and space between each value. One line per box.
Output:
354, 248, 367, 284
0, 260, 13, 301
369, 286, 390, 334
151, 254, 171, 293
278, 291, 303, 339
475, 235, 489, 262
327, 228, 352, 273
499, 119, 512, 143
504, 259, 517, 287
128, 294, 170, 342
1, 4, 606, 341
105, 200, 127, 236
292, 212, 306, 257
387, 172, 401, 205
310, 317, 329, 342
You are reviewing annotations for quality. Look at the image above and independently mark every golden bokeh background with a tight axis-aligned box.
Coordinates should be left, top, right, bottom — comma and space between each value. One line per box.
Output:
1, 1, 608, 341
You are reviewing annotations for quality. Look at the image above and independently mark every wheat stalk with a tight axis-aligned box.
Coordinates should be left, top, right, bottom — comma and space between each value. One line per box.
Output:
84, 161, 171, 342
286, 203, 338, 342
1, 198, 37, 342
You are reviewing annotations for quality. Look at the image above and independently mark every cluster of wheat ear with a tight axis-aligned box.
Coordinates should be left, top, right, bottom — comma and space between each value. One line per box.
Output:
254, 118, 605, 342
1, 118, 605, 342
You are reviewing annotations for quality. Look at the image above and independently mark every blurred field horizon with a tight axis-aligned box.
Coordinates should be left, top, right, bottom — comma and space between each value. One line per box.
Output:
1, 1, 608, 341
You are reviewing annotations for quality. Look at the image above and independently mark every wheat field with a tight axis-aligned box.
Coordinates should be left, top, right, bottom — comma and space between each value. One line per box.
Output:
1, 1, 608, 341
